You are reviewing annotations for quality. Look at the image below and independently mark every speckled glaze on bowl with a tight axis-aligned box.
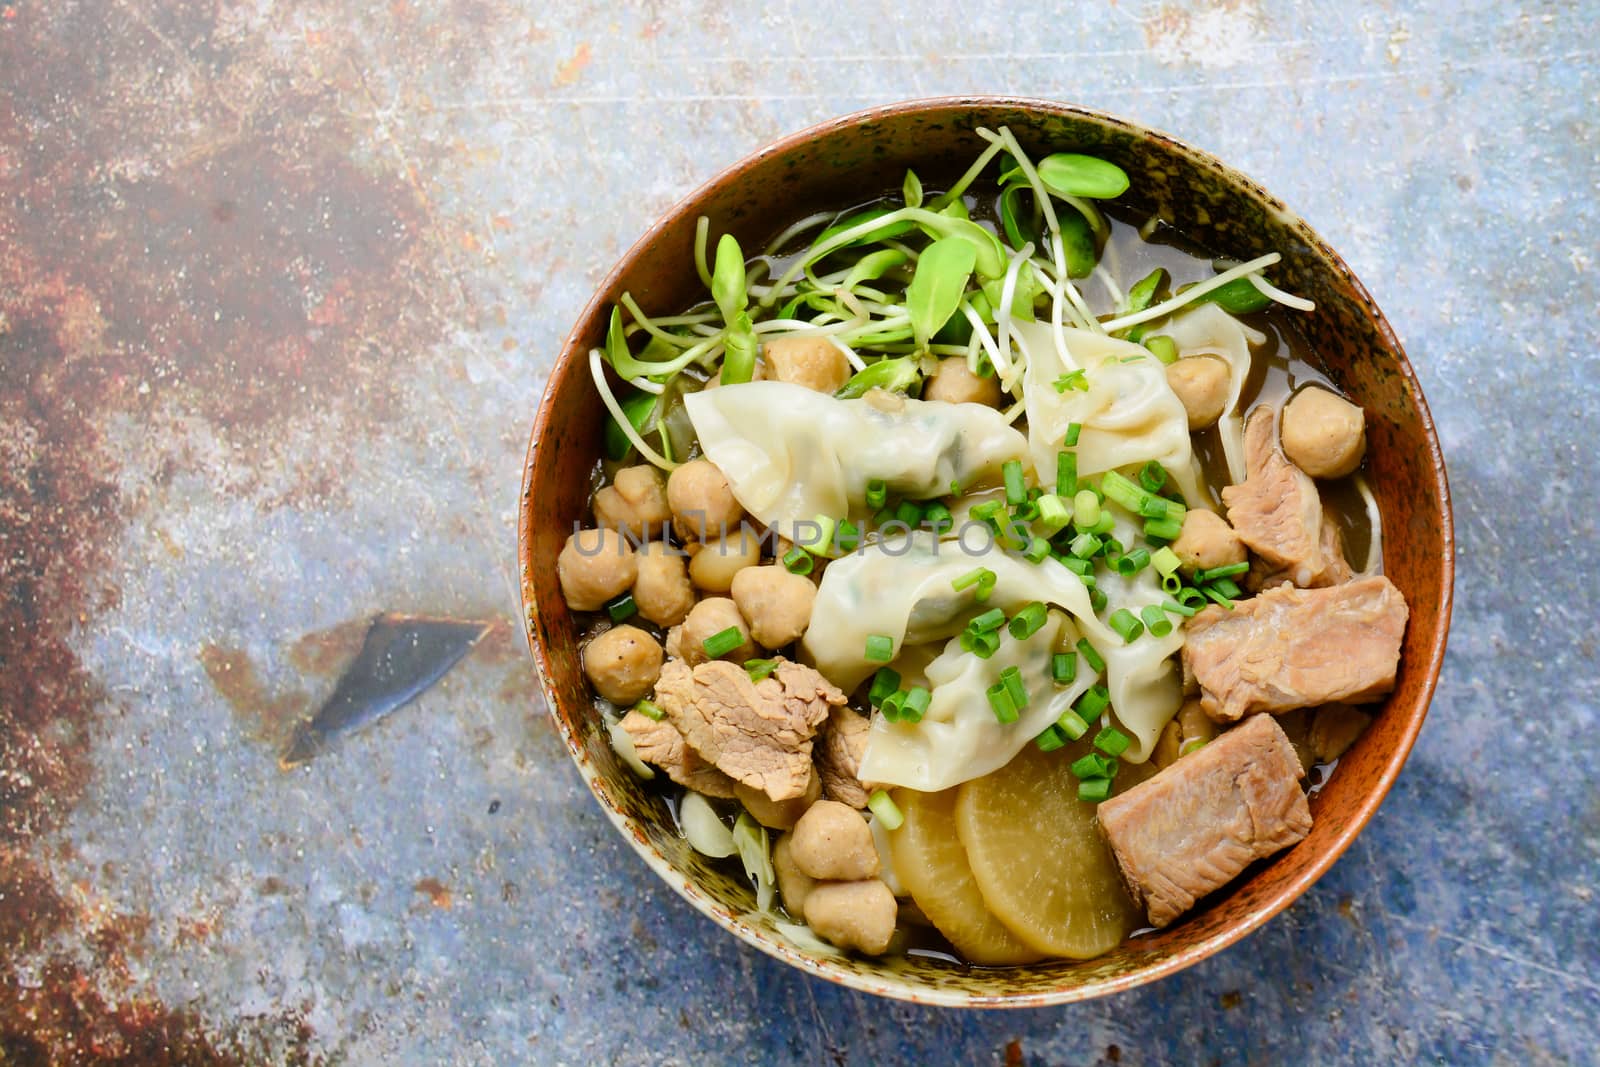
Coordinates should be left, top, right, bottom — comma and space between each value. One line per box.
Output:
517, 98, 1454, 1007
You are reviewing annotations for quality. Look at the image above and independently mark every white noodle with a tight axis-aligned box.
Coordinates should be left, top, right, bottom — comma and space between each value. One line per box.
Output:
1101, 254, 1282, 333
1247, 272, 1317, 312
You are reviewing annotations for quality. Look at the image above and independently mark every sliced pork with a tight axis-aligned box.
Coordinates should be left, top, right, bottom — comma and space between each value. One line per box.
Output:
1097, 714, 1313, 928
1223, 407, 1337, 588
617, 708, 736, 798
815, 705, 873, 809
1183, 575, 1409, 723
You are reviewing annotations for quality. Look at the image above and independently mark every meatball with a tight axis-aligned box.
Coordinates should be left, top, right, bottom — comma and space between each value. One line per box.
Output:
773, 833, 817, 916
730, 565, 817, 648
592, 465, 672, 539
581, 625, 663, 705
679, 597, 757, 665
1171, 509, 1246, 574
803, 880, 897, 955
687, 529, 761, 593
1166, 355, 1230, 430
557, 527, 637, 611
924, 356, 1002, 407
736, 767, 820, 831
762, 335, 851, 394
1281, 387, 1366, 478
633, 542, 695, 627
789, 800, 878, 881
667, 459, 744, 541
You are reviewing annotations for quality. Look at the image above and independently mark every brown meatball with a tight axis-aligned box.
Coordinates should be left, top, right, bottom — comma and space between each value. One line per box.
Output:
736, 767, 820, 831
773, 833, 817, 916
762, 335, 851, 394
557, 528, 637, 611
667, 459, 744, 541
687, 529, 762, 593
592, 465, 672, 539
678, 597, 757, 666
790, 799, 878, 881
633, 542, 695, 627
802, 879, 897, 955
924, 356, 1002, 407
1281, 387, 1367, 478
1166, 355, 1230, 430
1171, 509, 1246, 575
730, 565, 817, 648
581, 625, 663, 705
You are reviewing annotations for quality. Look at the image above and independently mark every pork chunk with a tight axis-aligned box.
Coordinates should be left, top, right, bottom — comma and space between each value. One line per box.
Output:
1248, 514, 1355, 592
1097, 713, 1312, 928
655, 658, 845, 802
1223, 407, 1336, 588
815, 705, 872, 809
618, 708, 736, 798
1184, 575, 1409, 723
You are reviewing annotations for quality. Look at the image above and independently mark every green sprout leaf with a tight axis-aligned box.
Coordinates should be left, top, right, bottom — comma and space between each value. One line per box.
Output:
906, 236, 978, 350
1058, 208, 1098, 279
1189, 276, 1272, 314
712, 234, 747, 323
841, 248, 909, 291
1036, 153, 1130, 200
604, 388, 658, 461
836, 355, 922, 400
815, 206, 916, 248
902, 169, 923, 209
1123, 267, 1169, 314
999, 185, 1041, 251
721, 311, 759, 384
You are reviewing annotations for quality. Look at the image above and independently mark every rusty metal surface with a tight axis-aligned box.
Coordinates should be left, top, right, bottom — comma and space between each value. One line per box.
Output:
1, 1, 1595, 1063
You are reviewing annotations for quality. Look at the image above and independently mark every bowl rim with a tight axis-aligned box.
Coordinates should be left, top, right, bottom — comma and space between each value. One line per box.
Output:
517, 95, 1455, 1007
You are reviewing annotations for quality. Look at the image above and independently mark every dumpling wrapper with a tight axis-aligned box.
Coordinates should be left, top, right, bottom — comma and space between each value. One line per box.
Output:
683, 381, 1029, 537
1158, 303, 1266, 485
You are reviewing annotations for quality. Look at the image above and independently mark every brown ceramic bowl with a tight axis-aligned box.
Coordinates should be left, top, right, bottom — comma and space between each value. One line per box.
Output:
517, 98, 1454, 1006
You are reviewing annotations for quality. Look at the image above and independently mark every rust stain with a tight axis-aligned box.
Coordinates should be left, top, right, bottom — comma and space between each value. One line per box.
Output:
1219, 990, 1243, 1010
1004, 1038, 1025, 1067
198, 645, 310, 748
413, 878, 454, 910
286, 618, 371, 677
554, 41, 592, 86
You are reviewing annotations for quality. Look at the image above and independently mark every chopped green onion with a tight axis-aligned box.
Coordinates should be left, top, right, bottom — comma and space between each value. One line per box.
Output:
1144, 335, 1179, 364
864, 634, 895, 662
894, 499, 924, 526
1052, 651, 1077, 685
744, 658, 778, 682
782, 546, 814, 575
969, 608, 1007, 634
1076, 639, 1106, 674
1003, 460, 1027, 506
868, 668, 902, 707
634, 699, 665, 722
1152, 546, 1183, 577
1011, 499, 1040, 523
1138, 461, 1168, 493
961, 628, 1002, 658
1102, 537, 1124, 558
867, 789, 904, 830
1064, 422, 1082, 447
1059, 556, 1093, 577
1144, 516, 1184, 542
986, 682, 1020, 724
1175, 586, 1208, 609
1036, 493, 1071, 533
833, 518, 861, 552
1053, 369, 1088, 393
865, 478, 888, 510
1070, 752, 1114, 779
1090, 587, 1109, 613
999, 665, 1028, 710
1109, 608, 1144, 643
1057, 450, 1078, 496
1089, 513, 1116, 536
1161, 596, 1199, 618
606, 593, 638, 623
952, 567, 996, 594
1023, 537, 1051, 564
901, 686, 931, 724
1202, 586, 1236, 610
878, 688, 906, 722
1035, 725, 1068, 752
1076, 683, 1111, 720
871, 506, 896, 528
1210, 576, 1243, 599
805, 514, 837, 554
971, 500, 1004, 525
923, 502, 953, 532
1070, 532, 1103, 559
1008, 602, 1049, 640
1161, 572, 1184, 595
1194, 561, 1251, 584
702, 626, 745, 659
1078, 777, 1112, 803
1073, 489, 1101, 529
1095, 726, 1132, 758
1056, 709, 1090, 740
1113, 548, 1152, 576
1140, 604, 1174, 637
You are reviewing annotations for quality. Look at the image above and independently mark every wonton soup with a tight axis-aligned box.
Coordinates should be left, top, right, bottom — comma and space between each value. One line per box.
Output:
556, 128, 1409, 965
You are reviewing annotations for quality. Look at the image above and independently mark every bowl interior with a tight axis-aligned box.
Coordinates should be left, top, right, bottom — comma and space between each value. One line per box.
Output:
517, 98, 1453, 1006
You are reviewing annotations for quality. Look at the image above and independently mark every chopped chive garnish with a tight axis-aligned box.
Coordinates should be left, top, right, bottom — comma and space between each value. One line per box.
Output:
1090, 587, 1109, 613
1023, 537, 1051, 564
744, 658, 779, 682
1102, 536, 1124, 557
1152, 546, 1183, 577
1144, 335, 1179, 365
1089, 513, 1116, 536
1012, 499, 1040, 523
1073, 489, 1101, 529
1052, 651, 1077, 685
986, 682, 1020, 724
1057, 450, 1078, 496
1000, 667, 1027, 712
1036, 493, 1071, 532
1109, 608, 1144, 643
1140, 604, 1174, 637
894, 499, 924, 526
1161, 596, 1199, 618
952, 567, 996, 594
1113, 548, 1152, 576
1202, 586, 1236, 609
1144, 516, 1184, 542
865, 478, 888, 510
879, 688, 907, 722
971, 500, 1004, 524
1053, 369, 1088, 393
1175, 586, 1208, 610
1095, 726, 1132, 758
1003, 460, 1027, 506
634, 699, 665, 722
868, 667, 902, 707
1060, 556, 1093, 577
1008, 602, 1049, 640
901, 686, 931, 723
969, 608, 1007, 634
961, 628, 1002, 658
834, 518, 862, 552
1064, 421, 1082, 447
1078, 777, 1112, 803
1194, 561, 1251, 584
1076, 639, 1106, 674
606, 592, 638, 623
702, 626, 744, 659
867, 789, 904, 830
1076, 683, 1111, 720
1070, 532, 1103, 558
806, 513, 837, 553
1210, 576, 1243, 599
1056, 709, 1090, 740
1138, 461, 1168, 493
781, 545, 814, 575
864, 634, 895, 662
1161, 572, 1184, 595
1035, 725, 1068, 752
923, 501, 953, 532
1069, 752, 1113, 779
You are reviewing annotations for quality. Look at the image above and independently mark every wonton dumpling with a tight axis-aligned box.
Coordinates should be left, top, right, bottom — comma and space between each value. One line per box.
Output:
1158, 304, 1265, 485
1014, 320, 1207, 506
684, 382, 1029, 537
